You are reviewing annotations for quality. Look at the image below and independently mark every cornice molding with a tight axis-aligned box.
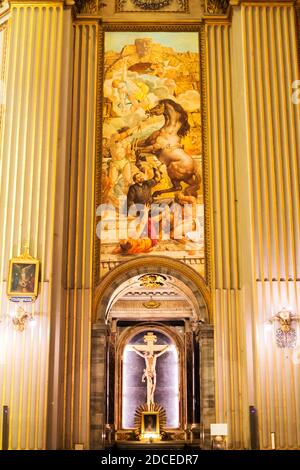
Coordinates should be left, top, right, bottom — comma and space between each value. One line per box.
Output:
1, 0, 74, 20
230, 0, 298, 5
2, 0, 74, 6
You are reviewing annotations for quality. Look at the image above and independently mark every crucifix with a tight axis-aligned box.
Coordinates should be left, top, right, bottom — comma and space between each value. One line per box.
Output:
129, 332, 169, 410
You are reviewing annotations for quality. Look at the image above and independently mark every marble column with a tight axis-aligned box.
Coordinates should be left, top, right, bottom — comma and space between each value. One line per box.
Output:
198, 324, 215, 449
90, 321, 107, 449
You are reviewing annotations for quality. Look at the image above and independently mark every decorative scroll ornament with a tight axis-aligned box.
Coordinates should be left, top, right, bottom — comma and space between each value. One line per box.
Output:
130, 0, 171, 10
139, 274, 166, 289
74, 0, 106, 14
205, 0, 229, 14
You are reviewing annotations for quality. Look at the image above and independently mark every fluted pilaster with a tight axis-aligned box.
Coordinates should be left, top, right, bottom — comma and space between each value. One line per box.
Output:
231, 0, 300, 449
63, 16, 98, 449
204, 13, 245, 448
0, 1, 71, 449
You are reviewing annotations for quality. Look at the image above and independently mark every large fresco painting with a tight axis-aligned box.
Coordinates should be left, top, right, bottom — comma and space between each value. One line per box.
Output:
98, 31, 205, 277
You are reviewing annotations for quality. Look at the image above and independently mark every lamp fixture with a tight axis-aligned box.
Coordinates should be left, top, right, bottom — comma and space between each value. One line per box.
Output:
265, 308, 299, 349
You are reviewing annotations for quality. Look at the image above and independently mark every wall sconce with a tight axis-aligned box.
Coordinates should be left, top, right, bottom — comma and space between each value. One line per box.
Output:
265, 308, 299, 349
11, 305, 36, 332
210, 423, 228, 450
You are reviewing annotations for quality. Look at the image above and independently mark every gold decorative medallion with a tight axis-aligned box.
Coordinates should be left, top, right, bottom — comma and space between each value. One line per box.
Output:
139, 274, 166, 289
116, 0, 189, 13
143, 297, 161, 309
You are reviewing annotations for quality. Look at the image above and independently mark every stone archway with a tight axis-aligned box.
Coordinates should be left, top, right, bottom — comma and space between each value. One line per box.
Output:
90, 257, 215, 449
93, 255, 211, 322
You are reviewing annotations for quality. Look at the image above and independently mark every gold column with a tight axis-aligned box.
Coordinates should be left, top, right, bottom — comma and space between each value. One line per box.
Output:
231, 0, 300, 449
204, 9, 245, 448
63, 11, 98, 449
0, 0, 70, 450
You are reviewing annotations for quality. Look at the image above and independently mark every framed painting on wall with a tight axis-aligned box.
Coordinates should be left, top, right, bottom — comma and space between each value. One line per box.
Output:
7, 252, 39, 301
97, 27, 207, 280
141, 411, 160, 436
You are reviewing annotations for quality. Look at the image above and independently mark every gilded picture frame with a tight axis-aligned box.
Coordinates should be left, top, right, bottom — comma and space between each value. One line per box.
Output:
94, 23, 211, 288
141, 411, 160, 435
7, 252, 39, 301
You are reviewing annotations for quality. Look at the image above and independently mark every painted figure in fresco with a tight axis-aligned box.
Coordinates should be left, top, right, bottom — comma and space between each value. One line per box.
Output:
112, 78, 150, 116
109, 126, 137, 195
113, 237, 154, 255
136, 99, 200, 197
110, 58, 151, 117
126, 167, 162, 212
132, 346, 169, 409
112, 168, 163, 255
170, 194, 202, 245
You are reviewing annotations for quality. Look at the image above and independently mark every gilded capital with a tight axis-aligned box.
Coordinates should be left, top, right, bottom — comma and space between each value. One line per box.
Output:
74, 0, 106, 15
205, 0, 229, 14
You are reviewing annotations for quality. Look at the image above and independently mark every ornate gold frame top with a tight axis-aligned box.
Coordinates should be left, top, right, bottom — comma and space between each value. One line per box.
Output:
93, 21, 212, 291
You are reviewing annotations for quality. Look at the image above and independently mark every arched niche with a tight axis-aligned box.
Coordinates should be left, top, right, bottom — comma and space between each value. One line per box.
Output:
93, 255, 211, 323
118, 325, 183, 430
90, 257, 214, 448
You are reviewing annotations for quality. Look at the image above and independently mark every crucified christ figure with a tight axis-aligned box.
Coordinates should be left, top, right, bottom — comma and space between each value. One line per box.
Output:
132, 345, 169, 410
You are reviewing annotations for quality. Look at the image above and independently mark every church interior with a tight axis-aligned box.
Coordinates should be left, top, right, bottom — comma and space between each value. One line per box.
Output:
0, 0, 299, 451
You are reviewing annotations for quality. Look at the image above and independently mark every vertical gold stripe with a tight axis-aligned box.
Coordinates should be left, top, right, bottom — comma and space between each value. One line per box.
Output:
274, 7, 290, 447
210, 26, 223, 289
25, 6, 42, 448
63, 22, 80, 448
254, 6, 272, 447
78, 23, 88, 440
36, 2, 50, 445
234, 290, 243, 445
268, 6, 285, 447
7, 7, 24, 449
86, 23, 98, 448
17, 8, 34, 449
33, 6, 49, 448
224, 26, 239, 287
38, 4, 55, 447
284, 7, 300, 282
0, 13, 16, 451
204, 21, 218, 427
226, 290, 235, 446
71, 22, 85, 447
241, 4, 263, 446
43, 5, 63, 449
218, 26, 231, 288
281, 7, 299, 447
69, 23, 82, 449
